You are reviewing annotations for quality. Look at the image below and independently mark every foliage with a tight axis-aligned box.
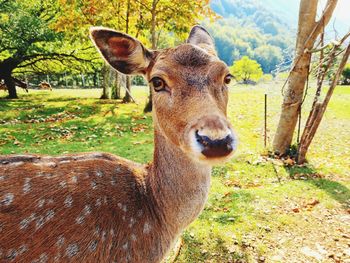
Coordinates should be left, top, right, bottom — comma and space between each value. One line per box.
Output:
0, 0, 94, 75
0, 0, 96, 98
252, 45, 283, 73
341, 63, 350, 85
230, 56, 263, 82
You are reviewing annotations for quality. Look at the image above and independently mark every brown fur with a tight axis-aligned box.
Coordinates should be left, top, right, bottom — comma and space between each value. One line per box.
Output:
39, 82, 52, 91
0, 26, 236, 263
0, 82, 6, 92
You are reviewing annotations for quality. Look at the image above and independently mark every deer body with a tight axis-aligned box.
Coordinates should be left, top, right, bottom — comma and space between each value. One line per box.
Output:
39, 82, 52, 91
0, 26, 236, 262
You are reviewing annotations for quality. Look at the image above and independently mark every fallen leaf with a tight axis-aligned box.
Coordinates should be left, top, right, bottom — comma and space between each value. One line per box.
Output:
292, 207, 300, 213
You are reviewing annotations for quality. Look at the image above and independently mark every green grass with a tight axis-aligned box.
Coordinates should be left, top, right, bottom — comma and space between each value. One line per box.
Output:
1, 84, 349, 262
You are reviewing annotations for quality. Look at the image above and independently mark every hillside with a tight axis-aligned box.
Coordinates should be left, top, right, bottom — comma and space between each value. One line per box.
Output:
207, 0, 296, 73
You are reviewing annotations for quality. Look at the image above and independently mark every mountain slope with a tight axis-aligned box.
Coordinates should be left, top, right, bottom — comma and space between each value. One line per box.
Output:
206, 0, 295, 73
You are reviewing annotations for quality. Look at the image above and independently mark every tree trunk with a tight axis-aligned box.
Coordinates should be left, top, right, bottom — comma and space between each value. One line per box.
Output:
273, 0, 338, 154
121, 0, 133, 104
4, 74, 17, 99
143, 0, 158, 112
111, 71, 121, 99
123, 76, 132, 102
100, 64, 110, 99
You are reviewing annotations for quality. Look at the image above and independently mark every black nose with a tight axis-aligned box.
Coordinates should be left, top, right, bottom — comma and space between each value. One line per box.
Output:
195, 131, 234, 158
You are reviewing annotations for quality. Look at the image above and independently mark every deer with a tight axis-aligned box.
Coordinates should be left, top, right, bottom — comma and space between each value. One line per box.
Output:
0, 25, 237, 263
0, 82, 6, 92
39, 81, 52, 91
0, 78, 29, 93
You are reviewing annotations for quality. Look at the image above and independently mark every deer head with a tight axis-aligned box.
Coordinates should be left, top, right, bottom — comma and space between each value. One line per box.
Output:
90, 25, 237, 165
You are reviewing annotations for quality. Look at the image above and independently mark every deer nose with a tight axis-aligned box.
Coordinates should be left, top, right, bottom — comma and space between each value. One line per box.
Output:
195, 131, 234, 158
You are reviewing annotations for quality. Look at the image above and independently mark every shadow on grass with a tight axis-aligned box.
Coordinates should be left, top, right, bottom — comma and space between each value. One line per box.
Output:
285, 165, 350, 208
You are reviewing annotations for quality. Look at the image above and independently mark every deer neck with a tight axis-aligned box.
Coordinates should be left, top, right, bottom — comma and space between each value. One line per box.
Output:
147, 127, 211, 234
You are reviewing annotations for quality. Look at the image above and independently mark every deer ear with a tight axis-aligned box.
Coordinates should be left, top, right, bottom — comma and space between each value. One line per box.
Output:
186, 25, 216, 55
90, 27, 153, 75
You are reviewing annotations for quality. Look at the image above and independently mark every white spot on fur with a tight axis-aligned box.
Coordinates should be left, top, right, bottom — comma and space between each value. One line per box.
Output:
0, 176, 5, 181
83, 205, 91, 215
54, 253, 61, 262
143, 222, 151, 234
36, 216, 44, 229
95, 198, 101, 207
2, 193, 14, 206
59, 181, 67, 188
76, 215, 84, 225
122, 205, 127, 212
35, 253, 48, 263
91, 181, 97, 190
23, 178, 31, 194
20, 213, 36, 230
71, 176, 78, 183
96, 170, 103, 177
122, 242, 128, 250
6, 249, 17, 260
38, 199, 45, 208
56, 236, 65, 247
101, 231, 106, 242
129, 217, 135, 228
47, 198, 54, 204
89, 240, 98, 251
45, 210, 55, 221
131, 234, 137, 241
64, 195, 73, 208
66, 243, 79, 257
18, 244, 27, 254
94, 226, 100, 235
111, 176, 116, 185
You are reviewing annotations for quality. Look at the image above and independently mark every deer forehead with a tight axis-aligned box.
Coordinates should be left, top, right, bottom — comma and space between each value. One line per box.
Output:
150, 44, 228, 86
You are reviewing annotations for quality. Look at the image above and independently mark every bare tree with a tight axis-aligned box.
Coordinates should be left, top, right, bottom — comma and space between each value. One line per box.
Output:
273, 0, 338, 154
297, 36, 350, 163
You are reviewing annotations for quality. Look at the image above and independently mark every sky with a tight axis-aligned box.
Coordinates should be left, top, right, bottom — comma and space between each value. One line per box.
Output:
291, 0, 350, 37
319, 0, 350, 35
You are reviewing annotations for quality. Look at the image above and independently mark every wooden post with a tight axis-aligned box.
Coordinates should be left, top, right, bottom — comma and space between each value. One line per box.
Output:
264, 94, 267, 148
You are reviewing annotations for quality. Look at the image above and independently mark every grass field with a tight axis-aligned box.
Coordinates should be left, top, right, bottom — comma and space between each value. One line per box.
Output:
0, 84, 349, 262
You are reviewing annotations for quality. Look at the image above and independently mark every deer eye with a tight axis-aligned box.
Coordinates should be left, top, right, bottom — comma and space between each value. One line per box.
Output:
150, 77, 166, 92
224, 74, 233, 85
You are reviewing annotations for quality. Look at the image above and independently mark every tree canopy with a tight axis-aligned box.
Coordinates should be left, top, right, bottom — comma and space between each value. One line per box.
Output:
0, 0, 94, 98
230, 56, 263, 82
